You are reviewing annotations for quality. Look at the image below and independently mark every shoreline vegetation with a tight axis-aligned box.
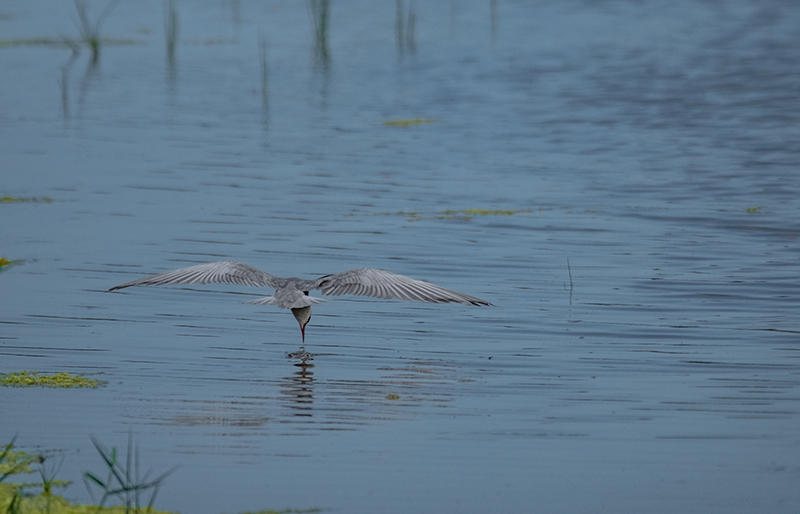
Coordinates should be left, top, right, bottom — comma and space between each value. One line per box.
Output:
1, 437, 319, 514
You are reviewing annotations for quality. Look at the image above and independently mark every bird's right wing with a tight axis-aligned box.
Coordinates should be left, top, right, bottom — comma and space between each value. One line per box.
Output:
312, 268, 492, 306
109, 261, 280, 291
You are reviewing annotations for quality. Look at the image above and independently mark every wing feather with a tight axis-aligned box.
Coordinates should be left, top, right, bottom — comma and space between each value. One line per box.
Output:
312, 268, 491, 306
109, 261, 279, 291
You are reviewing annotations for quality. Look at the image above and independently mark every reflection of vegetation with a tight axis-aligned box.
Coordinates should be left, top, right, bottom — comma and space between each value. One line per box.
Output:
378, 208, 536, 222
395, 0, 416, 55
259, 34, 269, 108
165, 0, 179, 64
1, 371, 104, 389
308, 0, 331, 65
383, 118, 435, 127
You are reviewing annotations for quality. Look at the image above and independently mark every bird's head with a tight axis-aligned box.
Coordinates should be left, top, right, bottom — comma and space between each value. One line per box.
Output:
291, 306, 312, 342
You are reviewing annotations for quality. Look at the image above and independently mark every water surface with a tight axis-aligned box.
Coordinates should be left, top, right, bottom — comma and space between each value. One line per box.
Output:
2, 1, 799, 513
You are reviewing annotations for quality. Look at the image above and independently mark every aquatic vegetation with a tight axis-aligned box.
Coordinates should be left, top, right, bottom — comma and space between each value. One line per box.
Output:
73, 0, 122, 62
382, 118, 435, 127
1, 438, 39, 482
84, 435, 178, 513
307, 0, 331, 65
0, 371, 104, 389
0, 37, 135, 49
746, 206, 762, 213
0, 482, 178, 514
395, 0, 416, 54
378, 208, 534, 222
259, 34, 269, 108
0, 436, 178, 514
0, 258, 12, 269
386, 394, 400, 400
1, 438, 68, 514
0, 196, 54, 203
0, 38, 72, 48
462, 209, 518, 216
234, 510, 321, 514
165, 0, 179, 63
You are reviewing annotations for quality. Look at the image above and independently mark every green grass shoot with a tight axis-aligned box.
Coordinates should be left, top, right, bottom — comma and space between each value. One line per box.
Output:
84, 434, 178, 513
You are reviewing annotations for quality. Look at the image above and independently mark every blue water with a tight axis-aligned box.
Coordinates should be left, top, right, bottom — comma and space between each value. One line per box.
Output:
2, 1, 799, 513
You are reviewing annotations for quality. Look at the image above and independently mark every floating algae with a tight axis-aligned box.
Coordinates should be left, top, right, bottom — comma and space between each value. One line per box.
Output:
378, 208, 534, 222
0, 371, 103, 389
0, 196, 54, 203
382, 118, 435, 127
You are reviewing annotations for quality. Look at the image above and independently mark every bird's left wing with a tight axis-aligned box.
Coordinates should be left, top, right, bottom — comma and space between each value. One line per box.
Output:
312, 268, 492, 306
109, 261, 279, 291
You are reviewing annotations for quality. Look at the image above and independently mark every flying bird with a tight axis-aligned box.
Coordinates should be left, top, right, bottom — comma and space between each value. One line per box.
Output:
109, 261, 492, 341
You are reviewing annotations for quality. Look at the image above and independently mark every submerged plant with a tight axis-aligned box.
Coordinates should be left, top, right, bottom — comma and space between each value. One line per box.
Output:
84, 434, 178, 513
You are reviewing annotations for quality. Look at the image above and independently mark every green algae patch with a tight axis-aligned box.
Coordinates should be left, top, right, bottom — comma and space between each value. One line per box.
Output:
463, 209, 518, 216
232, 510, 322, 514
1, 196, 54, 203
0, 258, 12, 269
378, 208, 534, 222
1, 371, 104, 389
382, 118, 435, 127
746, 206, 762, 213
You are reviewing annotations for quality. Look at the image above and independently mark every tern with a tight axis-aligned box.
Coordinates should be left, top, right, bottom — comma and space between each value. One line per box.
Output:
109, 261, 492, 341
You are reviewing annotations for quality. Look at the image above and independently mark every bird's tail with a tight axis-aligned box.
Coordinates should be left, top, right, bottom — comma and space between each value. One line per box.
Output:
245, 295, 327, 308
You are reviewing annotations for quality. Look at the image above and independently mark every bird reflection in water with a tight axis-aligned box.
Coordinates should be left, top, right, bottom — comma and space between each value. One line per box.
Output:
281, 352, 315, 415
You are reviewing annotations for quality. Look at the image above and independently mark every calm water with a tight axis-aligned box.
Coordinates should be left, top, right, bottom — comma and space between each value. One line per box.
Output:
2, 0, 799, 513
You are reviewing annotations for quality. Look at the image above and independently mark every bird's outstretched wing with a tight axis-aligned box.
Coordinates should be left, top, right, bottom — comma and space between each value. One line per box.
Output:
109, 261, 280, 291
312, 268, 492, 306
